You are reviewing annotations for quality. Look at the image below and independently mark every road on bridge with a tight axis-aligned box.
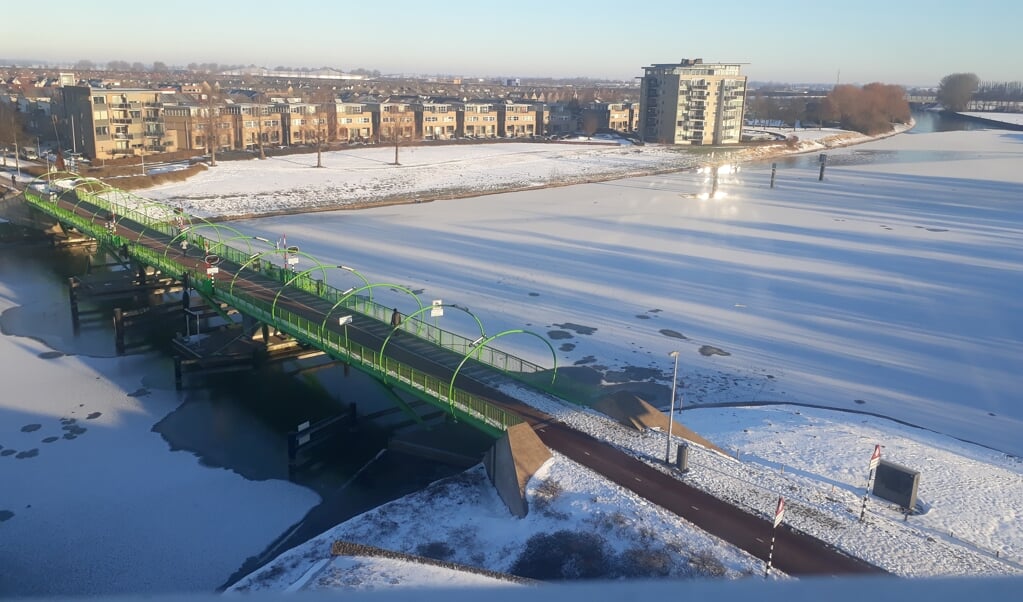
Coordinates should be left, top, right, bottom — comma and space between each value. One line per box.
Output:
43, 187, 886, 578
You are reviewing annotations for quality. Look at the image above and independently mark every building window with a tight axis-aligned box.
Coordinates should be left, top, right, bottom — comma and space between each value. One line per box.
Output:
93, 96, 105, 105
95, 126, 109, 136
244, 120, 255, 127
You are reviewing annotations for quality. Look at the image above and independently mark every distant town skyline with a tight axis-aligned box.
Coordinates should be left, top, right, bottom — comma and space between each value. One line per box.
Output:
4, 0, 1020, 86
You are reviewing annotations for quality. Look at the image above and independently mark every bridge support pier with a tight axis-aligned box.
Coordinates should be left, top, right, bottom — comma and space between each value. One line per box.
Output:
68, 277, 80, 332
113, 308, 125, 355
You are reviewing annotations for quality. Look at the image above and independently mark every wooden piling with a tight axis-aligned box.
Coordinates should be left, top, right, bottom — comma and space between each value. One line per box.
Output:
68, 277, 80, 331
770, 163, 777, 188
174, 356, 183, 390
113, 307, 125, 355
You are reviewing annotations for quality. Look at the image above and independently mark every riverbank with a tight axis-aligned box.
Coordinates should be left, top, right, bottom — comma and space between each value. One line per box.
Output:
143, 124, 910, 220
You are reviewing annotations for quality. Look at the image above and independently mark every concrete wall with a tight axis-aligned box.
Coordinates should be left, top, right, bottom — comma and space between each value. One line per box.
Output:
484, 422, 551, 518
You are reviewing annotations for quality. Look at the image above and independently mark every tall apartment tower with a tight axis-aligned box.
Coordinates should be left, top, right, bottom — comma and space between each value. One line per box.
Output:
639, 58, 747, 145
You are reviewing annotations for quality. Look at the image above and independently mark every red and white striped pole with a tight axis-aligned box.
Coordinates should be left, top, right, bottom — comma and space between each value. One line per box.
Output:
765, 496, 785, 578
860, 444, 882, 522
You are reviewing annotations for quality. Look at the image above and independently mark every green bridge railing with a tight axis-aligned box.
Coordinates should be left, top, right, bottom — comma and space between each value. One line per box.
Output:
24, 174, 526, 435
26, 173, 556, 382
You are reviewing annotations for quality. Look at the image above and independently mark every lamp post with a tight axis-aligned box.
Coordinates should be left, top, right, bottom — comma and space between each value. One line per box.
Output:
665, 350, 680, 464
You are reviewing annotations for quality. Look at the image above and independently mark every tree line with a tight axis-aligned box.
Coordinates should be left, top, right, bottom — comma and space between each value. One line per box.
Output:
934, 73, 1023, 111
746, 83, 911, 135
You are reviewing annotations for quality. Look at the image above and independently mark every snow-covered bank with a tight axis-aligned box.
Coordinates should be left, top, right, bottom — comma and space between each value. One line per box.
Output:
234, 399, 1023, 593
146, 127, 894, 219
0, 252, 320, 597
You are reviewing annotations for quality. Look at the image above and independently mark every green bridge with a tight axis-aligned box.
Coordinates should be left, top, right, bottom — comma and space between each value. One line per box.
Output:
24, 172, 562, 437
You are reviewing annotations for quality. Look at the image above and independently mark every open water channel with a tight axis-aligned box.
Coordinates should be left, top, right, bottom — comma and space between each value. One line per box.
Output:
0, 237, 492, 592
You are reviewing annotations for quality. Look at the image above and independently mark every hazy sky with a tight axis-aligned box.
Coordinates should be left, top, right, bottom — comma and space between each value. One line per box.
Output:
3, 0, 1019, 86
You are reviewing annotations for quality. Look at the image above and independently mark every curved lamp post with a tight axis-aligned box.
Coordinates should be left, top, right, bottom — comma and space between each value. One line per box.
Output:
228, 247, 328, 297
270, 261, 354, 322
378, 303, 486, 367
446, 329, 557, 416
318, 282, 424, 350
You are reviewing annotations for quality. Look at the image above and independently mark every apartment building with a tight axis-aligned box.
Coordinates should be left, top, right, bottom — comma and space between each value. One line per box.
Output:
546, 103, 577, 135
370, 99, 417, 143
458, 101, 497, 138
275, 102, 326, 146
60, 86, 179, 159
221, 103, 281, 150
163, 104, 203, 151
417, 100, 459, 140
639, 58, 746, 145
331, 101, 373, 142
497, 100, 538, 138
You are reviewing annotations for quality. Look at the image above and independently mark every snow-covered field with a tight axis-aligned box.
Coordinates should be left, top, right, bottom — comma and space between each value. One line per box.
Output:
959, 112, 1023, 127
145, 129, 869, 218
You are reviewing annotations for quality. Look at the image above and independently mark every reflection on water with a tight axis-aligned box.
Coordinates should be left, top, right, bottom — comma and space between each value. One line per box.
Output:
907, 110, 992, 134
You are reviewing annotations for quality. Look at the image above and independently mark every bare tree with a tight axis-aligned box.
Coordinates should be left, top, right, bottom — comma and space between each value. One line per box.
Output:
581, 111, 600, 139
0, 103, 28, 170
200, 82, 221, 166
380, 102, 414, 166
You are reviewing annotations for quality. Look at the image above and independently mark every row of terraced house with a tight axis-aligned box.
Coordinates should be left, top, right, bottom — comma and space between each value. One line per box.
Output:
42, 58, 747, 161
57, 85, 642, 160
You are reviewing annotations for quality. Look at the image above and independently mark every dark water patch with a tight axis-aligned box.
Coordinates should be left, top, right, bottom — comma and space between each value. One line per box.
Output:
854, 399, 866, 405
528, 292, 540, 297
1, 449, 15, 456
42, 436, 59, 443
38, 351, 66, 359
126, 388, 150, 398
698, 345, 730, 357
547, 330, 573, 340
556, 365, 604, 385
0, 510, 14, 522
926, 228, 949, 232
20, 424, 42, 433
559, 343, 575, 352
988, 412, 996, 417
15, 449, 39, 459
573, 356, 597, 366
659, 329, 688, 340
635, 314, 651, 320
602, 366, 664, 383
62, 433, 77, 440
552, 322, 597, 336
86, 412, 102, 420
61, 417, 76, 425
648, 309, 662, 313
62, 424, 87, 436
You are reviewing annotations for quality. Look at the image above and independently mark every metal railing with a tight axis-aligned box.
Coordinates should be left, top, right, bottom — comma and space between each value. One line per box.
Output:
24, 178, 526, 433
